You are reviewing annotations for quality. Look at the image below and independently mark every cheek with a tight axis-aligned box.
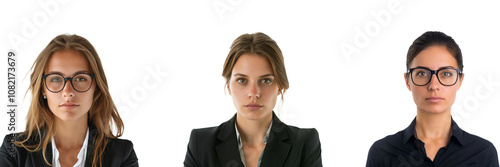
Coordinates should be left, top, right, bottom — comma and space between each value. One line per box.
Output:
229, 84, 245, 102
446, 87, 458, 103
410, 86, 425, 101
262, 85, 279, 99
84, 88, 96, 104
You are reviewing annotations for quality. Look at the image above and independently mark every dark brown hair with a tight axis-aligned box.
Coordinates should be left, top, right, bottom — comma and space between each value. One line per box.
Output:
406, 31, 464, 71
222, 32, 289, 99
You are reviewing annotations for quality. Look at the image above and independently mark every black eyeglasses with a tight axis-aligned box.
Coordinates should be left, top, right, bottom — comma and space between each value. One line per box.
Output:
42, 73, 95, 93
407, 67, 462, 86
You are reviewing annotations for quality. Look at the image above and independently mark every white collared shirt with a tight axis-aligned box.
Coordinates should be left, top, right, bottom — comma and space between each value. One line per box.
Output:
51, 127, 89, 167
235, 121, 272, 167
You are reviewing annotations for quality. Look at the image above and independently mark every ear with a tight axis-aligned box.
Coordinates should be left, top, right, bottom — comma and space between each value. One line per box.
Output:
404, 73, 412, 91
227, 84, 232, 95
457, 73, 464, 90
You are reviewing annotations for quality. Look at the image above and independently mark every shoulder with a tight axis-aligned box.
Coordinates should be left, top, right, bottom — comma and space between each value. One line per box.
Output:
0, 133, 31, 166
188, 117, 234, 142
187, 125, 224, 150
461, 130, 498, 153
108, 137, 134, 148
370, 130, 405, 149
366, 130, 405, 166
284, 125, 320, 142
0, 133, 22, 154
367, 130, 405, 158
0, 132, 35, 154
190, 126, 220, 138
104, 138, 139, 166
106, 138, 136, 154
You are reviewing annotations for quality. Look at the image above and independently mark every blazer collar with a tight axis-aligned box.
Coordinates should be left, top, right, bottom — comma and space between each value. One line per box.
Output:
215, 112, 291, 166
32, 122, 99, 167
215, 114, 244, 166
32, 146, 53, 167
84, 122, 99, 167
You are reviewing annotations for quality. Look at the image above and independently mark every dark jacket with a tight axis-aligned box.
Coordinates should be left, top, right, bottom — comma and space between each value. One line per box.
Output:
184, 112, 322, 167
0, 123, 138, 167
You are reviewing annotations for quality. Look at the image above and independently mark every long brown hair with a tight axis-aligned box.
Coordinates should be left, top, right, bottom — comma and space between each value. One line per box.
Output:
15, 34, 124, 167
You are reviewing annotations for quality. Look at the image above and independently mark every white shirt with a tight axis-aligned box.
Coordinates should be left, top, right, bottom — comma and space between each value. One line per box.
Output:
235, 121, 272, 167
51, 127, 89, 167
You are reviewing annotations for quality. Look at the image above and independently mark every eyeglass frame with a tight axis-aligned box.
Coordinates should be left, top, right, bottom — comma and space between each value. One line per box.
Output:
406, 67, 462, 86
42, 73, 96, 93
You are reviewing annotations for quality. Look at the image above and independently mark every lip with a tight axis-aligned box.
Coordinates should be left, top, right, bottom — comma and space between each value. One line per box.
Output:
425, 96, 444, 103
59, 102, 79, 110
244, 103, 263, 111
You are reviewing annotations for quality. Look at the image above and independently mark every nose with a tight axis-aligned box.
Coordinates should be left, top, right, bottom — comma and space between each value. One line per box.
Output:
427, 73, 441, 91
248, 82, 261, 100
61, 80, 75, 98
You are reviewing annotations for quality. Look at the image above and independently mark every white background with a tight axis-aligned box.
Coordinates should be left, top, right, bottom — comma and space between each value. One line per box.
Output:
1, 0, 499, 166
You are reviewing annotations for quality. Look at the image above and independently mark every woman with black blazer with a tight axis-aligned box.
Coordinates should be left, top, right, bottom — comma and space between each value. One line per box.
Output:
184, 32, 322, 167
366, 31, 499, 166
0, 34, 138, 167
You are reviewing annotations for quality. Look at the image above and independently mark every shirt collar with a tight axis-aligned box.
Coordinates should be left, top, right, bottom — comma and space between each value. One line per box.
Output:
51, 127, 90, 167
235, 121, 273, 146
403, 117, 465, 146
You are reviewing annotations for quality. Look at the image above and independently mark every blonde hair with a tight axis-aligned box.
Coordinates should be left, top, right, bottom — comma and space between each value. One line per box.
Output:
222, 32, 289, 99
15, 34, 124, 167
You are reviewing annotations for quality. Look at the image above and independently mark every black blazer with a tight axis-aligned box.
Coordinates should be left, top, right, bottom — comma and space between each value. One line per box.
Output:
0, 123, 138, 167
184, 112, 322, 167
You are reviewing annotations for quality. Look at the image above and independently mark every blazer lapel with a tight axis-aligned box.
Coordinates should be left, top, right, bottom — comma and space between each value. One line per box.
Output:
260, 112, 291, 166
84, 122, 98, 167
31, 143, 53, 167
215, 114, 245, 167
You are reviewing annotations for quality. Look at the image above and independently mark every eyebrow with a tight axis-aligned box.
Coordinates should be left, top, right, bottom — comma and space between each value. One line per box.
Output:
414, 66, 456, 70
233, 73, 274, 78
46, 70, 91, 76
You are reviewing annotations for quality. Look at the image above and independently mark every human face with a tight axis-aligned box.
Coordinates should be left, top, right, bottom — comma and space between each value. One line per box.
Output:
43, 49, 95, 122
228, 54, 280, 121
405, 46, 463, 114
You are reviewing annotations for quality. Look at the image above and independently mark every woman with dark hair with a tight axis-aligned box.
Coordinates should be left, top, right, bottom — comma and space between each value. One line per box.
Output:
366, 31, 499, 166
184, 32, 322, 167
0, 34, 138, 167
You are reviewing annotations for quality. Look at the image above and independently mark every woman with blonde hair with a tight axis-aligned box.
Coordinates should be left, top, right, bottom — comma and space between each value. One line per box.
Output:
0, 34, 138, 167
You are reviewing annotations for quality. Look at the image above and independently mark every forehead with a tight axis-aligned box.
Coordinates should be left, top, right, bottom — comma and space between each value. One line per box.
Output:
232, 54, 273, 76
45, 49, 91, 75
410, 46, 458, 69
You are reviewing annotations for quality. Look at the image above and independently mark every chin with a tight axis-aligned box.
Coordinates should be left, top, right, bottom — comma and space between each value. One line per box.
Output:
420, 106, 450, 115
54, 112, 86, 122
239, 109, 271, 120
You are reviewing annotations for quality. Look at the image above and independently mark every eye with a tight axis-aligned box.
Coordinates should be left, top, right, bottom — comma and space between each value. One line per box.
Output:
416, 71, 428, 77
260, 79, 272, 85
50, 77, 62, 82
74, 77, 87, 82
440, 71, 455, 78
236, 78, 247, 84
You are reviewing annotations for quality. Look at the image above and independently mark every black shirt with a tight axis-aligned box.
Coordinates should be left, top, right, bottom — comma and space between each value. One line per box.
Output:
366, 118, 499, 167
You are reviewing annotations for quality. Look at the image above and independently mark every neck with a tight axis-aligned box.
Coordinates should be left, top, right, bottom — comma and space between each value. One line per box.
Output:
235, 112, 272, 146
54, 116, 88, 149
415, 109, 452, 140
